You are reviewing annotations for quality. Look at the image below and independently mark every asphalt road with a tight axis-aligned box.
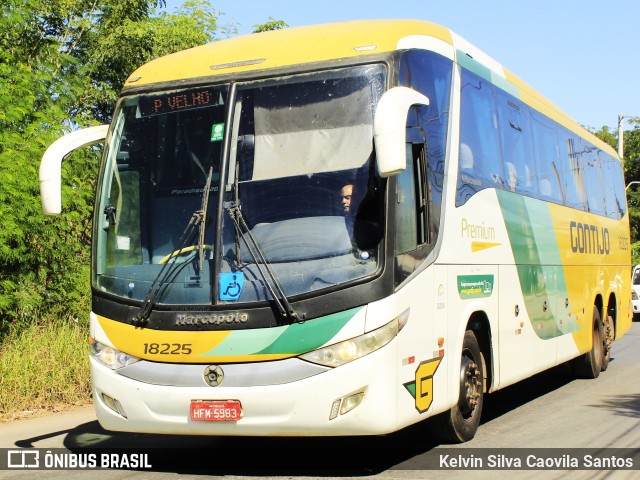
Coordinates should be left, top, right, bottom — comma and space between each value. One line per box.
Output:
1, 321, 639, 480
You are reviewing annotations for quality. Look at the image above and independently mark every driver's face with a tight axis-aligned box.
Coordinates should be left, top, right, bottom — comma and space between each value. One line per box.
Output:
340, 184, 353, 214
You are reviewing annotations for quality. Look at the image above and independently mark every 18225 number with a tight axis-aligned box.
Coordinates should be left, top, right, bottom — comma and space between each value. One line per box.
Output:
143, 343, 192, 355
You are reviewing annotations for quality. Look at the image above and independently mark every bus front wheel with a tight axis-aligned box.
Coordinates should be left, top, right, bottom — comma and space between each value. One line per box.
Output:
432, 329, 484, 443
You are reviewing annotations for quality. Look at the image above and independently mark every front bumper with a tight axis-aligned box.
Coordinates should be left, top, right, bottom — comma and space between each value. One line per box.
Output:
91, 340, 399, 436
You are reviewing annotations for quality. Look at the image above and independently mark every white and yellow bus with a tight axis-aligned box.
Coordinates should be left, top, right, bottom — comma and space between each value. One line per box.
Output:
39, 20, 631, 442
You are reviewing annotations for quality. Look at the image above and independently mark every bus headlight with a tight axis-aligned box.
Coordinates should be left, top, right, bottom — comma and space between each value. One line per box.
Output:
90, 339, 140, 370
300, 310, 409, 367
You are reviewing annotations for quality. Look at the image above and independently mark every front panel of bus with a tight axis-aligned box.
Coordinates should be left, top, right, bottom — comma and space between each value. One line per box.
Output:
86, 48, 457, 435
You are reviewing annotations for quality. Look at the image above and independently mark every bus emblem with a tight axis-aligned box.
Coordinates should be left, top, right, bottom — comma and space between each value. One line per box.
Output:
403, 357, 442, 413
204, 365, 224, 387
175, 312, 248, 326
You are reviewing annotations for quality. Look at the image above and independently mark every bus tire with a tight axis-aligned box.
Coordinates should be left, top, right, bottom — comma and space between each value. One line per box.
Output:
432, 330, 484, 443
601, 315, 613, 372
572, 306, 603, 379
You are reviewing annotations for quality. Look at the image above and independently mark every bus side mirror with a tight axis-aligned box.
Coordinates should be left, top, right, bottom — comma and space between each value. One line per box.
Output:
374, 87, 430, 177
39, 125, 109, 215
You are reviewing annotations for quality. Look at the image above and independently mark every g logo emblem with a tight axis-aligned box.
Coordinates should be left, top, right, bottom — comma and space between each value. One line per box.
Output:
415, 357, 441, 412
204, 365, 224, 387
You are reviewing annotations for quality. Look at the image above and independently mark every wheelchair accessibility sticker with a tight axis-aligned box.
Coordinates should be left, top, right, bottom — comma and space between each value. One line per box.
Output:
219, 272, 244, 301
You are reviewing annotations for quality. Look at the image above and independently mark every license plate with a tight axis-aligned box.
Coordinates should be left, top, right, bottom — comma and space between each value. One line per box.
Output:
190, 400, 242, 422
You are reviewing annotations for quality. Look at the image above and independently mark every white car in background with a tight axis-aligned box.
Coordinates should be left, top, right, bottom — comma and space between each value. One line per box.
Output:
633, 265, 640, 319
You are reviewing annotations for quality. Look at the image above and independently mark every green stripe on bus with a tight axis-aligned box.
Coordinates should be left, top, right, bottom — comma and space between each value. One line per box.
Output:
201, 328, 285, 357
257, 307, 363, 355
201, 307, 362, 357
456, 50, 520, 98
498, 191, 573, 339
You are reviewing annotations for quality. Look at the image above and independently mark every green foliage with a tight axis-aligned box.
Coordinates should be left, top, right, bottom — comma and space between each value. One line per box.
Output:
75, 0, 237, 122
0, 0, 232, 336
0, 318, 90, 420
252, 17, 289, 33
1, 2, 83, 331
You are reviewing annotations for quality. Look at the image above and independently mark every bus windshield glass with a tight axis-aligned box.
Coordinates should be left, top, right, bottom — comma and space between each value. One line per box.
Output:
93, 64, 386, 306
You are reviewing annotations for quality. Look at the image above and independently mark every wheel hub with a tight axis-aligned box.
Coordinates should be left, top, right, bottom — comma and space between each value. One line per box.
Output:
459, 358, 482, 417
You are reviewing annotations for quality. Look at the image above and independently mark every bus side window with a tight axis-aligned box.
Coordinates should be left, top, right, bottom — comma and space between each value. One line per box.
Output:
394, 122, 431, 285
395, 146, 419, 256
397, 49, 451, 251
581, 145, 606, 216
601, 154, 626, 219
395, 130, 428, 254
457, 68, 504, 206
557, 133, 587, 211
530, 111, 563, 203
496, 94, 536, 196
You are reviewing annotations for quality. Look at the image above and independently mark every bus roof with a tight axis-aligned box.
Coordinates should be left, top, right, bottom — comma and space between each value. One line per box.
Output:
124, 19, 617, 159
125, 20, 452, 87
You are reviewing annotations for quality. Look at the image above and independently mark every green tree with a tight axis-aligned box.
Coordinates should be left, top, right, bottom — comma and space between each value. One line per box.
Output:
621, 122, 640, 264
252, 17, 289, 33
0, 0, 233, 334
76, 0, 237, 122
0, 1, 83, 328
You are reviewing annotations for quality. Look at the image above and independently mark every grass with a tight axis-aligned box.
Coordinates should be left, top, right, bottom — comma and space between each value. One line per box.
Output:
0, 319, 91, 422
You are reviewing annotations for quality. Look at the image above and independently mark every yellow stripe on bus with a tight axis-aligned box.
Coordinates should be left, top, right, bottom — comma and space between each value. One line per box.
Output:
471, 241, 501, 252
96, 315, 234, 363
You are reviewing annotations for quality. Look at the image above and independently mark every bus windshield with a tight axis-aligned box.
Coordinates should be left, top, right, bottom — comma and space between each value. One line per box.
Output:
93, 64, 386, 306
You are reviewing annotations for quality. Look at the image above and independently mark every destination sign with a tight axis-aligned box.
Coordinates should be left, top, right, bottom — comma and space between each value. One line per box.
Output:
139, 87, 224, 117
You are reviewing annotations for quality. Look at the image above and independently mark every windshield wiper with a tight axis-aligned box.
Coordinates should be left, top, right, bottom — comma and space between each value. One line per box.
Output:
197, 166, 214, 273
134, 167, 214, 327
226, 202, 300, 323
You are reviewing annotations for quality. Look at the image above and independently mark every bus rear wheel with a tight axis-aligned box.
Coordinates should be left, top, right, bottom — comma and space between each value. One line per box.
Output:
572, 306, 603, 379
432, 330, 484, 443
601, 314, 614, 372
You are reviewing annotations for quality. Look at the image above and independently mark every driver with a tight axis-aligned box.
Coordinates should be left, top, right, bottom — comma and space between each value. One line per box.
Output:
339, 183, 354, 216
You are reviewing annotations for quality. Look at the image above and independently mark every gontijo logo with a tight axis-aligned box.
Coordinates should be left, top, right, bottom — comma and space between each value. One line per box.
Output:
569, 221, 610, 255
